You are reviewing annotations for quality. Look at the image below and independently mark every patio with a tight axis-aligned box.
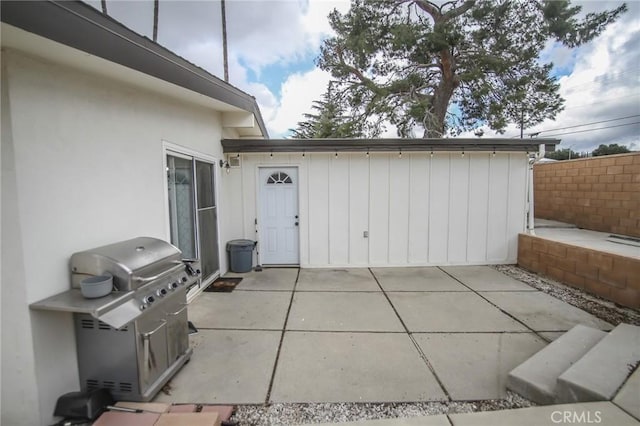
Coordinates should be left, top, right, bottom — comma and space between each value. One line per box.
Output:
154, 266, 612, 405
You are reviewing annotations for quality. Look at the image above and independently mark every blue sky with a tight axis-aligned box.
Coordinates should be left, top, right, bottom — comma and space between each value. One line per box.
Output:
86, 0, 639, 152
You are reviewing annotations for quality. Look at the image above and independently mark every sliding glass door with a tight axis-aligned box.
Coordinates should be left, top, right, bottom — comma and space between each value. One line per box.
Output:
167, 153, 219, 297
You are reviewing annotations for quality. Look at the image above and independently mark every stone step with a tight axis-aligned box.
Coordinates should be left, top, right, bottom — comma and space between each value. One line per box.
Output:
507, 325, 606, 404
556, 323, 640, 403
613, 366, 640, 421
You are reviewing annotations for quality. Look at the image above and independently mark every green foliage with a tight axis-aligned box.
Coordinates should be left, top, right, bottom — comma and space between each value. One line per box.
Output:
545, 148, 582, 160
290, 88, 372, 138
306, 0, 626, 138
591, 144, 631, 156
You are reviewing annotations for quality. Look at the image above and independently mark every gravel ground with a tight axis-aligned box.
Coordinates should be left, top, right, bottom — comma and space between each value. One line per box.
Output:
494, 264, 640, 326
230, 391, 532, 425
229, 264, 639, 426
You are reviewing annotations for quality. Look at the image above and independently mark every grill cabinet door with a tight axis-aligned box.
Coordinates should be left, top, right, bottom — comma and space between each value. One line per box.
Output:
137, 311, 168, 392
166, 303, 189, 362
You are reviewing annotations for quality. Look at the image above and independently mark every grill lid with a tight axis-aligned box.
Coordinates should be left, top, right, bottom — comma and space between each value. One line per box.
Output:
70, 237, 182, 291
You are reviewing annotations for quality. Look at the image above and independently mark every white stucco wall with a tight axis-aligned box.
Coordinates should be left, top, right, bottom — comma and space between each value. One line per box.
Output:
1, 49, 231, 425
229, 152, 528, 267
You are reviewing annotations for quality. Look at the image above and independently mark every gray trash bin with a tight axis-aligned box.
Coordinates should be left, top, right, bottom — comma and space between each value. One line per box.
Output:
227, 239, 255, 273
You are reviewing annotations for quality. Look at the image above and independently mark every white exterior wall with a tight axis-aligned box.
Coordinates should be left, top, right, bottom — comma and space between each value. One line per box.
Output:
1, 50, 234, 425
229, 152, 528, 267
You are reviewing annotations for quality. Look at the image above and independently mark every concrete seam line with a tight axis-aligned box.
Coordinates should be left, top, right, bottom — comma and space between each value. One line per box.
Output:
264, 268, 301, 404
368, 267, 452, 401
436, 267, 549, 343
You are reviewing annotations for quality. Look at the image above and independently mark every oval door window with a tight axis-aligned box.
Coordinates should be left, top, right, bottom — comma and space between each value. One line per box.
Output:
267, 172, 293, 184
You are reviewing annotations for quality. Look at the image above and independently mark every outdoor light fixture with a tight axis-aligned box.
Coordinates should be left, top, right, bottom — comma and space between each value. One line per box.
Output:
461, 149, 465, 158
335, 151, 338, 158
366, 149, 370, 157
399, 149, 402, 159
430, 150, 434, 158
493, 148, 496, 157
219, 159, 231, 173
302, 151, 306, 157
270, 152, 273, 158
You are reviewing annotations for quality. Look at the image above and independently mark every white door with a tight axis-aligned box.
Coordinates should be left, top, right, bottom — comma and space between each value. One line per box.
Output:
259, 167, 299, 265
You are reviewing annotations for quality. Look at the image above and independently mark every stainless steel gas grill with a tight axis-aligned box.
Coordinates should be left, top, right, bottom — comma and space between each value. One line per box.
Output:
31, 237, 201, 402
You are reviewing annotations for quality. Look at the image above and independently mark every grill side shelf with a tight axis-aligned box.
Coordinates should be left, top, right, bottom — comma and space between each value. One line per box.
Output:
30, 289, 138, 329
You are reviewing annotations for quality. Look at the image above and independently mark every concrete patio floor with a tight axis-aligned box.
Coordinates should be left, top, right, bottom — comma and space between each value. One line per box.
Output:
155, 266, 612, 405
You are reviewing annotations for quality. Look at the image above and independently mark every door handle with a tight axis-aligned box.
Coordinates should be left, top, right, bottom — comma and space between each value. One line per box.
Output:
294, 222, 299, 226
295, 215, 299, 219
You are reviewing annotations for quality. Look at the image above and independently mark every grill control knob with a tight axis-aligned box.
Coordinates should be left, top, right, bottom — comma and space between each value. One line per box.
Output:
196, 269, 201, 275
168, 282, 178, 290
156, 288, 168, 298
140, 304, 147, 311
144, 295, 155, 304
181, 276, 188, 283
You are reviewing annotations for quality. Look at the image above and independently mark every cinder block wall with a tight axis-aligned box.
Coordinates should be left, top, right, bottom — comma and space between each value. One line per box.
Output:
518, 234, 640, 308
534, 153, 640, 237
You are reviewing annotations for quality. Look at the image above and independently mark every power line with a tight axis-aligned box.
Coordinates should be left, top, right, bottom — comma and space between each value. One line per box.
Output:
543, 121, 640, 138
531, 115, 640, 135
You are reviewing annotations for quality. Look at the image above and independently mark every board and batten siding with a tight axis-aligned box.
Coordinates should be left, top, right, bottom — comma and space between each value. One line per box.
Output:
230, 151, 529, 267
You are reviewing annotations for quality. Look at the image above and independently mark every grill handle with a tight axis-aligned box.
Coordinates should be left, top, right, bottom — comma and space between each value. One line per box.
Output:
142, 319, 167, 384
168, 304, 187, 316
133, 263, 183, 284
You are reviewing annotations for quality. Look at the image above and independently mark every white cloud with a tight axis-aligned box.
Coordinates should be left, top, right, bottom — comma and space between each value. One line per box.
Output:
263, 67, 333, 136
467, 3, 640, 153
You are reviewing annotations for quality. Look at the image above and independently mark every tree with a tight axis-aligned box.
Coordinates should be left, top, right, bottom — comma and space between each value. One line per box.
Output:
592, 143, 631, 156
545, 148, 581, 160
312, 0, 626, 138
291, 88, 370, 138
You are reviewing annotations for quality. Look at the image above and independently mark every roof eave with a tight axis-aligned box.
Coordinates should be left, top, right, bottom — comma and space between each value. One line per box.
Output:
221, 138, 561, 154
0, 0, 268, 138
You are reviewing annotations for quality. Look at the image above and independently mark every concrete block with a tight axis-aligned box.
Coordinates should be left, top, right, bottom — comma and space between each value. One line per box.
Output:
449, 401, 638, 426
371, 267, 469, 291
270, 332, 446, 403
187, 291, 291, 330
439, 266, 536, 291
388, 292, 527, 332
556, 324, 640, 403
480, 291, 612, 332
296, 268, 379, 291
415, 333, 546, 400
613, 366, 640, 420
228, 267, 298, 291
153, 330, 280, 404
507, 325, 606, 404
286, 292, 404, 332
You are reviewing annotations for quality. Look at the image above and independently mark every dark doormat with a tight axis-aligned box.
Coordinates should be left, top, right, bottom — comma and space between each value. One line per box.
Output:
204, 277, 243, 293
